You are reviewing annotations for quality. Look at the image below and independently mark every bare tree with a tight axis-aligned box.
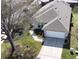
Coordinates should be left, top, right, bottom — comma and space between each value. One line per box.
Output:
1, 0, 42, 57
1, 0, 27, 57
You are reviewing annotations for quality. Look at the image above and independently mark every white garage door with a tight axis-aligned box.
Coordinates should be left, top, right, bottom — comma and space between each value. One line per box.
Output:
44, 31, 66, 39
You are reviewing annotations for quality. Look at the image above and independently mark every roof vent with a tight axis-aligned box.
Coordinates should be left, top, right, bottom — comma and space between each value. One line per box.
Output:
59, 18, 61, 20
55, 7, 57, 9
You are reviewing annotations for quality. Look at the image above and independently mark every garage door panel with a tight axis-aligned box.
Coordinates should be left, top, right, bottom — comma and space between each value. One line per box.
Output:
45, 31, 66, 39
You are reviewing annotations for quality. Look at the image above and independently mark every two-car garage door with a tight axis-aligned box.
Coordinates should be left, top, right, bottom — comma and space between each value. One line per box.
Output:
44, 31, 66, 39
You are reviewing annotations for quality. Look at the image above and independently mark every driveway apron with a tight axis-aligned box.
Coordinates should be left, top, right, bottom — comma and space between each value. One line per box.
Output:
36, 37, 65, 59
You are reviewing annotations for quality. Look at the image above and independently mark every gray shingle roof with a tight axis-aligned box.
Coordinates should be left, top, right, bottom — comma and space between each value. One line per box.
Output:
35, 7, 57, 23
51, 1, 71, 32
32, 1, 55, 17
32, 1, 71, 32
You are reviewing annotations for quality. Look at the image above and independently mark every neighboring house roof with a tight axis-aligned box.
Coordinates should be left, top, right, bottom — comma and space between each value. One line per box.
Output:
40, 0, 78, 3
32, 1, 71, 32
1, 34, 7, 40
57, 0, 78, 3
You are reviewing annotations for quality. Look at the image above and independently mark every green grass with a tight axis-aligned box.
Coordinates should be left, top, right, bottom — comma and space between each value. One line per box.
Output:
1, 32, 42, 59
61, 6, 78, 59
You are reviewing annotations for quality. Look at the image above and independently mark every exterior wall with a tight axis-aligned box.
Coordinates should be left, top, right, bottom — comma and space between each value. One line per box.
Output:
44, 31, 68, 39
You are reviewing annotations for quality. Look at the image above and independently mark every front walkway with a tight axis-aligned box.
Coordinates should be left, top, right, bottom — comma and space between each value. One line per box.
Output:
29, 30, 43, 42
36, 37, 65, 59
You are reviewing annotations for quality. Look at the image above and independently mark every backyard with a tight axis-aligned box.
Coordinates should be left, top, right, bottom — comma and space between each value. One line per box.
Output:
61, 5, 78, 59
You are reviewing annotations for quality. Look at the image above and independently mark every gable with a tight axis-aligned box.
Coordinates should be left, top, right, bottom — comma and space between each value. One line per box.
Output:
44, 19, 67, 32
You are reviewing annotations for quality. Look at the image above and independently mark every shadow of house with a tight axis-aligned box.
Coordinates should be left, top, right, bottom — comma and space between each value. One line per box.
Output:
70, 3, 78, 8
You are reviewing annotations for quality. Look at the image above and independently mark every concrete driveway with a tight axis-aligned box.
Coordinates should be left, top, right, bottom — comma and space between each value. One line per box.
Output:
36, 37, 65, 59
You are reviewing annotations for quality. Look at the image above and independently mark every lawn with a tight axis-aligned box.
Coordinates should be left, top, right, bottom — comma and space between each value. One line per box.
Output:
1, 32, 42, 59
61, 5, 78, 59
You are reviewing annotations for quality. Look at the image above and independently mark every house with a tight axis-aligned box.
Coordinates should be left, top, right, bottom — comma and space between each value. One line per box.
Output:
37, 0, 78, 7
32, 1, 72, 39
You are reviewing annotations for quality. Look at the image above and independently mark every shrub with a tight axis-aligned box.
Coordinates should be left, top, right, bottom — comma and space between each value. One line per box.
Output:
33, 29, 44, 35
